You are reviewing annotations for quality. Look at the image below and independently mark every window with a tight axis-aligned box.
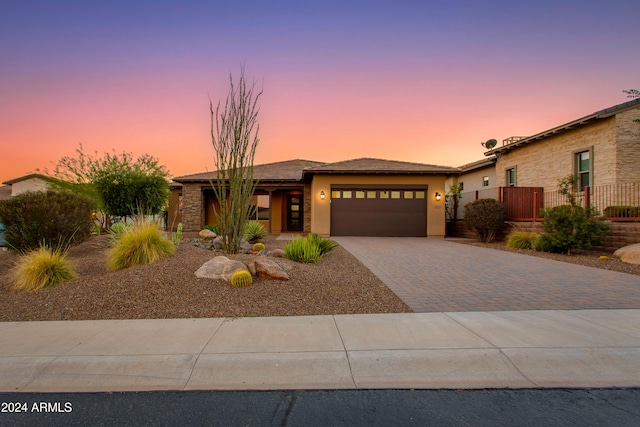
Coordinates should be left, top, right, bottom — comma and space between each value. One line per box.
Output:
482, 176, 489, 187
331, 190, 341, 199
250, 194, 270, 220
575, 149, 592, 191
459, 182, 464, 191
506, 168, 516, 187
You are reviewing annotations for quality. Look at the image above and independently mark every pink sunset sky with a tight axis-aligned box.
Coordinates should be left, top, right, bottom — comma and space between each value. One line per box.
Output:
1, 1, 638, 184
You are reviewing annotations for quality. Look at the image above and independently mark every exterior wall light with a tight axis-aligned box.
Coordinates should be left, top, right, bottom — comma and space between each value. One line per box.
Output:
320, 191, 325, 200
435, 192, 442, 201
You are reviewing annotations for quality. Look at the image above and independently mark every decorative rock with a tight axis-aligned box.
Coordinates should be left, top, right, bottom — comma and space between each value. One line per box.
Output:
194, 256, 231, 279
199, 229, 217, 239
613, 243, 640, 265
247, 261, 257, 276
255, 257, 289, 281
270, 249, 286, 258
213, 236, 223, 250
240, 239, 252, 251
221, 261, 250, 282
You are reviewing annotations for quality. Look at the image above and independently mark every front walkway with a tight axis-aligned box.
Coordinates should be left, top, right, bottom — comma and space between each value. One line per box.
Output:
334, 237, 640, 312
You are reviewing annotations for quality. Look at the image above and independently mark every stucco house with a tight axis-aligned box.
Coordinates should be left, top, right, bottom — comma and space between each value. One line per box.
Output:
445, 157, 497, 220
171, 158, 458, 237
1, 174, 53, 197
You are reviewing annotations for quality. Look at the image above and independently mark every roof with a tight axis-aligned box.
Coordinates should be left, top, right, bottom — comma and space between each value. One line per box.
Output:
304, 158, 459, 175
2, 173, 52, 186
173, 160, 325, 183
458, 157, 497, 173
485, 98, 640, 156
173, 158, 457, 184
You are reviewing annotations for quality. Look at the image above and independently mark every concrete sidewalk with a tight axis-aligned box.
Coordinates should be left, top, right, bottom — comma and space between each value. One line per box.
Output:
1, 310, 639, 392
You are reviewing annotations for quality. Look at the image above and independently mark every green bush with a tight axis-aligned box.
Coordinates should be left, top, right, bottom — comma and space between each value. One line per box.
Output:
603, 205, 640, 219
532, 233, 556, 253
230, 270, 253, 288
0, 190, 96, 252
539, 205, 608, 253
506, 230, 540, 249
463, 199, 506, 243
306, 233, 339, 255
284, 237, 322, 263
204, 224, 221, 235
12, 245, 77, 291
107, 222, 175, 270
244, 221, 267, 241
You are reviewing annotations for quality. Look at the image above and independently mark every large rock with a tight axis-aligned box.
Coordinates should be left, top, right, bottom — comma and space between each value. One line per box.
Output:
199, 229, 217, 239
270, 249, 286, 258
255, 257, 289, 281
221, 260, 250, 282
613, 243, 640, 265
194, 256, 230, 279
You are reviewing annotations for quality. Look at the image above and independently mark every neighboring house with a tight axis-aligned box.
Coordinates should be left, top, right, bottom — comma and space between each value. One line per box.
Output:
445, 157, 497, 220
1, 173, 53, 196
485, 98, 640, 190
172, 158, 458, 237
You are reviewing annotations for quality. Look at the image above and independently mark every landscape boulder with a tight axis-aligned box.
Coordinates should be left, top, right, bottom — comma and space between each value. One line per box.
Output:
255, 257, 289, 281
195, 256, 249, 282
199, 229, 217, 239
270, 249, 286, 258
613, 243, 640, 265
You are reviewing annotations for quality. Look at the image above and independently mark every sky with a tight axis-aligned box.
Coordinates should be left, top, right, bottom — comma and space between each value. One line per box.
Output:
1, 0, 639, 184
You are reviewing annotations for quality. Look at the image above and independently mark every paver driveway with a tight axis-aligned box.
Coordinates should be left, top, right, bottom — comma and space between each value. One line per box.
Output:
334, 237, 640, 312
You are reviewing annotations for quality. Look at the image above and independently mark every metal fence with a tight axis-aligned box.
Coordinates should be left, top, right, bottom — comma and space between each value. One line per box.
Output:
544, 182, 640, 221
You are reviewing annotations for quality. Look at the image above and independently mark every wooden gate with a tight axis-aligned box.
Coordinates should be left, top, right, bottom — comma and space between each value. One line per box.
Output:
499, 187, 544, 221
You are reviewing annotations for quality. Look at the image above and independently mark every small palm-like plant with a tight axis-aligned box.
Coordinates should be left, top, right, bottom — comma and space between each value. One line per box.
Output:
12, 245, 77, 291
230, 270, 253, 288
244, 221, 267, 242
108, 222, 175, 271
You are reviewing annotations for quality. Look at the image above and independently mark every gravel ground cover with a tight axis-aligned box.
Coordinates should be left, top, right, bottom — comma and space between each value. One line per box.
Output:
0, 234, 410, 321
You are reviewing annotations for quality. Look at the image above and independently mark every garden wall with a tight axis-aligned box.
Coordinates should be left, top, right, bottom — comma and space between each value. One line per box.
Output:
447, 220, 640, 252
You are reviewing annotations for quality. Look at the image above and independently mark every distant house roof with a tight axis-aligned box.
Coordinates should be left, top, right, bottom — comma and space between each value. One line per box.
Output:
485, 98, 640, 156
173, 158, 457, 184
173, 160, 325, 183
458, 157, 497, 173
1, 173, 52, 186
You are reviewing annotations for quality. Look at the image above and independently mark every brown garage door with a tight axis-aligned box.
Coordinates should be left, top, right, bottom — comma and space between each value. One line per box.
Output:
330, 187, 427, 236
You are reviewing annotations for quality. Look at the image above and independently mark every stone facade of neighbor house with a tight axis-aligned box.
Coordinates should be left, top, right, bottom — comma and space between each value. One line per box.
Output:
487, 99, 640, 189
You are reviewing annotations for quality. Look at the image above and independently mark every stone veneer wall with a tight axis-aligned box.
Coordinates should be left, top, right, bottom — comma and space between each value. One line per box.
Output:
615, 108, 640, 182
180, 183, 204, 232
303, 183, 311, 233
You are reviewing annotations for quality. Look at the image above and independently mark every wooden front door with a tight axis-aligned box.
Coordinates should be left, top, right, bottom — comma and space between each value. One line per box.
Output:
286, 194, 303, 231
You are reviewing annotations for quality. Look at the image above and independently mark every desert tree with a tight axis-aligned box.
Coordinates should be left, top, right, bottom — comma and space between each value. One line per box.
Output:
210, 67, 262, 254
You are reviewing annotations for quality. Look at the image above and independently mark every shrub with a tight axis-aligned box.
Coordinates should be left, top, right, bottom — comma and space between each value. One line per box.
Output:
306, 233, 339, 255
0, 190, 95, 252
506, 230, 540, 249
107, 222, 175, 270
12, 245, 77, 291
463, 199, 506, 243
230, 270, 253, 288
539, 204, 608, 253
204, 224, 221, 235
244, 221, 267, 242
252, 242, 265, 252
532, 233, 556, 253
108, 221, 132, 243
284, 237, 322, 263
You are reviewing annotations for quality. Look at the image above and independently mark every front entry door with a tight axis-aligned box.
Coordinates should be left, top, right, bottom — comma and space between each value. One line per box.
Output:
286, 194, 303, 231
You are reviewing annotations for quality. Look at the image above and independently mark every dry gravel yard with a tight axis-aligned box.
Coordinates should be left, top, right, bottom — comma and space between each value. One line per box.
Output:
0, 234, 411, 321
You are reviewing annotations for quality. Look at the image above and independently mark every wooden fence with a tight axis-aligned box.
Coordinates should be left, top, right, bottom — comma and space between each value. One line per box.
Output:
498, 187, 544, 221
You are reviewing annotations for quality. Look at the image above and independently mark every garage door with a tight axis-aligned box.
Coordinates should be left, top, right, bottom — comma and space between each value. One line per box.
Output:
330, 187, 427, 236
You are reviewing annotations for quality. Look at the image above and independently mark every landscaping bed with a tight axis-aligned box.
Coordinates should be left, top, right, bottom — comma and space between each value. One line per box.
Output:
0, 234, 411, 321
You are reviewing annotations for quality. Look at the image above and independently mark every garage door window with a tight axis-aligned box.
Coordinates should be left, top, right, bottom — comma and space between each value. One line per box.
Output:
331, 189, 427, 199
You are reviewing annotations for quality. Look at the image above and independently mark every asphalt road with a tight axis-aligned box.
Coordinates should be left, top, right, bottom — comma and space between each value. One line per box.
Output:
2, 388, 639, 426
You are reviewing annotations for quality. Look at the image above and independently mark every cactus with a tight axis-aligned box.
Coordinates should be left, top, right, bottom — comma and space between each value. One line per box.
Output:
252, 242, 266, 252
230, 270, 253, 288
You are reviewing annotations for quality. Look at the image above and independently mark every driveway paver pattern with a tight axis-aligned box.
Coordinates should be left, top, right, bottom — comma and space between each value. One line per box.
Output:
334, 237, 640, 312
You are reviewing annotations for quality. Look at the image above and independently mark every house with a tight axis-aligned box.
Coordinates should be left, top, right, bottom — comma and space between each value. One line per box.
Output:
445, 157, 497, 220
484, 98, 640, 191
1, 174, 53, 197
171, 158, 458, 237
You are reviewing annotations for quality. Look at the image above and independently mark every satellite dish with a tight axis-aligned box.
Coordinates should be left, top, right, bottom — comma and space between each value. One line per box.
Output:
481, 138, 498, 149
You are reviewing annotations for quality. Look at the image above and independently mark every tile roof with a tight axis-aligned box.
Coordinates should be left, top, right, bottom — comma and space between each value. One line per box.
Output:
173, 159, 325, 183
305, 158, 459, 174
